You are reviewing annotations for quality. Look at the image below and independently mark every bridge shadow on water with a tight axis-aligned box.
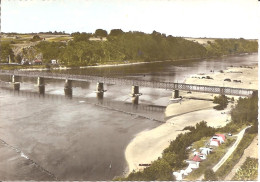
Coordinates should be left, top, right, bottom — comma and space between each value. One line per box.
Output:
0, 85, 166, 122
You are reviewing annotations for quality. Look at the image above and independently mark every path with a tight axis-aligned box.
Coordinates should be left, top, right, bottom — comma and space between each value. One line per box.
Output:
212, 126, 251, 172
197, 126, 251, 180
224, 135, 258, 180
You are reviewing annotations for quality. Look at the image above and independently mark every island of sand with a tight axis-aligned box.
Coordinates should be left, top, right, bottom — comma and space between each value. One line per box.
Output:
124, 64, 258, 174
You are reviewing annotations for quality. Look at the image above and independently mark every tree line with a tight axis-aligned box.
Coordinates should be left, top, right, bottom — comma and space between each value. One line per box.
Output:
1, 29, 258, 64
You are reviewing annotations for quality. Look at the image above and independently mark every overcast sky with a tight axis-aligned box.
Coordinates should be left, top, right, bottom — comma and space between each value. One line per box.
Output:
2, 0, 259, 38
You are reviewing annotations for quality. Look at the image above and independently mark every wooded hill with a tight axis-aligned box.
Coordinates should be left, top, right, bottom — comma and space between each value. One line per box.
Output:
1, 30, 258, 66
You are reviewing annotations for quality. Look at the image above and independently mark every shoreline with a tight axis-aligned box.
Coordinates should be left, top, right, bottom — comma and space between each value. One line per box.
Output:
123, 63, 258, 176
13, 52, 256, 72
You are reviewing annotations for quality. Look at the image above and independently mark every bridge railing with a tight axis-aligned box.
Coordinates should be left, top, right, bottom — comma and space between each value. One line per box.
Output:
0, 69, 256, 96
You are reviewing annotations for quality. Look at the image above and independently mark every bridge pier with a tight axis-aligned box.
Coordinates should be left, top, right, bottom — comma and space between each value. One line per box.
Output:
11, 75, 20, 91
220, 87, 225, 95
96, 82, 105, 99
64, 79, 72, 98
37, 77, 45, 94
131, 86, 142, 104
172, 90, 179, 98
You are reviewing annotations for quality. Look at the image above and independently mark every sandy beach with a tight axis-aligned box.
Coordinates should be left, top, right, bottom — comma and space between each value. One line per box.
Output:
124, 65, 258, 175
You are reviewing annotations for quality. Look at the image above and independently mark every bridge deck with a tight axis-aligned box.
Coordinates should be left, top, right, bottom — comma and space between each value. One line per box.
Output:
0, 70, 256, 96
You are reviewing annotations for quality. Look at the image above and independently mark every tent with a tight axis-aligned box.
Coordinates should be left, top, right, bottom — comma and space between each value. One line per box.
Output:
210, 139, 220, 146
211, 136, 224, 144
192, 155, 202, 162
173, 172, 183, 181
216, 134, 226, 141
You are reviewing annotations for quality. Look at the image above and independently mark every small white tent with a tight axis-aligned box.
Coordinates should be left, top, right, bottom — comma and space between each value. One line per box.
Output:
173, 172, 183, 181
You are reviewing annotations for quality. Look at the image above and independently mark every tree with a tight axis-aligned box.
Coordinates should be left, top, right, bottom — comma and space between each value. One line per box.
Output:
213, 95, 228, 110
204, 169, 218, 181
95, 29, 108, 37
72, 32, 91, 42
109, 29, 124, 36
31, 35, 41, 42
1, 43, 14, 63
15, 54, 22, 63
143, 159, 174, 180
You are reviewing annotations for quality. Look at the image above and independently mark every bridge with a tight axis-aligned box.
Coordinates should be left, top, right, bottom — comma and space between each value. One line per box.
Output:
0, 70, 256, 103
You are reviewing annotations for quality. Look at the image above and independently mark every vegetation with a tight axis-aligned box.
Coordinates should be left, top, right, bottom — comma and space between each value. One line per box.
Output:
232, 157, 258, 181
1, 42, 15, 62
214, 92, 258, 180
117, 121, 216, 181
231, 91, 258, 125
186, 137, 235, 180
1, 30, 257, 66
203, 169, 218, 181
206, 38, 258, 57
213, 94, 229, 110
31, 35, 42, 42
215, 131, 256, 180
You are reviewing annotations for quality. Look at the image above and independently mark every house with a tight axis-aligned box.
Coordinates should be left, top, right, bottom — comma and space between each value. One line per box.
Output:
215, 134, 226, 141
210, 139, 220, 146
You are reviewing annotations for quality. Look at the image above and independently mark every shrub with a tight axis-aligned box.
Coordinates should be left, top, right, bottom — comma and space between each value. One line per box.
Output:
232, 157, 258, 181
213, 95, 229, 110
204, 169, 218, 181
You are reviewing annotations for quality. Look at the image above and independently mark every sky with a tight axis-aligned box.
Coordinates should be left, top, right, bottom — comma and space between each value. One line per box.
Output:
1, 0, 260, 39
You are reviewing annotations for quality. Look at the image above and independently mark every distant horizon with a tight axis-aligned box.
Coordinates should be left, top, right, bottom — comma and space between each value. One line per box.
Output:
2, 0, 259, 39
1, 30, 258, 40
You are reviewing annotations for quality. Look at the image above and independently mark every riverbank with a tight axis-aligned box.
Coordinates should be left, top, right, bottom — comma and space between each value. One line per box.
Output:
16, 57, 202, 71
6, 53, 255, 72
124, 64, 258, 175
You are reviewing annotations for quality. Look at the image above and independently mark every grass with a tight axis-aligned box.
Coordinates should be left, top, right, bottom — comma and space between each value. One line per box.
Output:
232, 157, 258, 181
186, 137, 236, 180
0, 64, 48, 70
215, 133, 256, 180
192, 137, 211, 149
46, 36, 72, 42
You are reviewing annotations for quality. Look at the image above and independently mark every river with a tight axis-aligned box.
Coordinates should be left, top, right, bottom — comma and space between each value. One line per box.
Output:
0, 54, 257, 180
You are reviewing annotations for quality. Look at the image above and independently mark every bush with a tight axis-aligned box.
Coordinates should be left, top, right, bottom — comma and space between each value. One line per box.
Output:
204, 169, 218, 181
31, 35, 42, 42
183, 126, 195, 131
232, 157, 258, 181
231, 92, 258, 124
213, 95, 229, 110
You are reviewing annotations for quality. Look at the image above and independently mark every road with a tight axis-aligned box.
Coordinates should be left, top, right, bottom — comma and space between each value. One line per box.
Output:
197, 126, 251, 180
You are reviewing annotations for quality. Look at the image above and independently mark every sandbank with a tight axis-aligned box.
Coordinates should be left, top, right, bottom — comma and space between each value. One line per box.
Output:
124, 65, 258, 175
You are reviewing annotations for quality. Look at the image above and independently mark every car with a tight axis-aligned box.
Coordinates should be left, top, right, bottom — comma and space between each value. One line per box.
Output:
228, 133, 232, 136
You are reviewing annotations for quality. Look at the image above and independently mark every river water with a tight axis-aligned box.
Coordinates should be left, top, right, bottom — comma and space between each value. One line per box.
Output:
0, 54, 257, 180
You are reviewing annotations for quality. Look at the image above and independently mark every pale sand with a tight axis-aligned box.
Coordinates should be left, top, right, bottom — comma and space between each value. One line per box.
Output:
124, 65, 258, 175
185, 66, 258, 90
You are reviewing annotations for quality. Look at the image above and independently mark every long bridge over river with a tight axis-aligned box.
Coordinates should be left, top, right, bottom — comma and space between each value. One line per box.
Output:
0, 70, 256, 103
